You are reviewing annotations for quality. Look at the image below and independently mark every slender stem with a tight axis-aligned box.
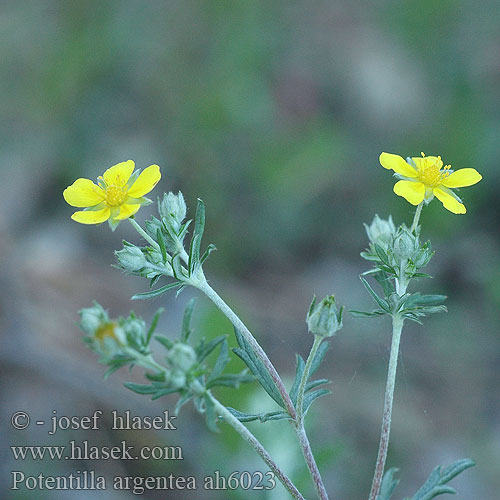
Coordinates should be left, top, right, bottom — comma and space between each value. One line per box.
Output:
410, 202, 423, 234
296, 335, 323, 421
198, 279, 297, 419
368, 315, 404, 500
198, 280, 329, 500
129, 218, 160, 251
206, 390, 306, 500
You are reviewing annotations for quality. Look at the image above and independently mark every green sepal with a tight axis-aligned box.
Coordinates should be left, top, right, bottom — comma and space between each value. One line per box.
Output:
225, 407, 292, 423
376, 467, 400, 500
232, 327, 286, 409
131, 281, 182, 300
149, 275, 161, 288
404, 459, 475, 500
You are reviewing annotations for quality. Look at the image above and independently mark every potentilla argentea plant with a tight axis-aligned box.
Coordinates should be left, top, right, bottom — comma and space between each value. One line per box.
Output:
63, 154, 482, 500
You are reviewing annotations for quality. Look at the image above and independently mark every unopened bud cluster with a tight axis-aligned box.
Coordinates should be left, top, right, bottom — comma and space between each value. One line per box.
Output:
363, 215, 433, 272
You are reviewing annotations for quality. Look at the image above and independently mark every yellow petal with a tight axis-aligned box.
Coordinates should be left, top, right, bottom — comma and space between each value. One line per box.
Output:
127, 164, 161, 198
393, 180, 425, 205
71, 207, 111, 224
114, 203, 141, 220
102, 160, 135, 187
433, 187, 466, 214
63, 178, 105, 207
441, 168, 482, 188
379, 153, 418, 178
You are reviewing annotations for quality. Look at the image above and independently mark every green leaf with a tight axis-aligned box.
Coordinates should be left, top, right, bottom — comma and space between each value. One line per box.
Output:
149, 274, 161, 288
374, 271, 396, 297
349, 309, 386, 318
205, 373, 256, 389
156, 228, 168, 263
302, 388, 330, 415
305, 379, 329, 392
289, 354, 306, 405
376, 468, 400, 500
146, 308, 164, 345
204, 395, 219, 432
233, 327, 286, 409
175, 393, 193, 415
207, 338, 230, 383
360, 277, 391, 312
200, 243, 217, 265
188, 198, 205, 275
151, 387, 180, 400
181, 298, 196, 342
171, 253, 186, 280
124, 383, 158, 395
310, 341, 329, 377
408, 459, 475, 500
155, 335, 174, 350
145, 371, 166, 382
225, 407, 291, 423
196, 335, 226, 363
131, 282, 181, 300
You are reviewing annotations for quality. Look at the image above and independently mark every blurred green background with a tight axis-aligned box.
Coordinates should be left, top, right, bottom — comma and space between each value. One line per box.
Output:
1, 0, 499, 498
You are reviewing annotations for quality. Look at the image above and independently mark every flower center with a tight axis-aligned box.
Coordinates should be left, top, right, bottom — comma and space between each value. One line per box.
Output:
95, 322, 118, 341
105, 185, 127, 206
416, 154, 450, 187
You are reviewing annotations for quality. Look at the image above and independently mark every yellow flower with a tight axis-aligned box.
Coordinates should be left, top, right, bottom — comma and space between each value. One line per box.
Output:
380, 152, 482, 214
63, 160, 161, 229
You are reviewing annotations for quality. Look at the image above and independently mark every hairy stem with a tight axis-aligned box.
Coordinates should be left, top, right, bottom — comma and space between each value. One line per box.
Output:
410, 202, 424, 233
368, 314, 404, 500
198, 280, 329, 500
129, 218, 161, 251
296, 335, 323, 421
198, 279, 297, 419
206, 390, 306, 500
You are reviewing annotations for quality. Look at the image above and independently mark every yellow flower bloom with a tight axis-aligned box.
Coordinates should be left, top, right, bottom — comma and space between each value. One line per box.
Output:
63, 160, 161, 229
379, 152, 482, 214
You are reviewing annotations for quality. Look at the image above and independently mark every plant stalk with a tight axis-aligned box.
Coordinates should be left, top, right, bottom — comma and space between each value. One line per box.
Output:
368, 314, 404, 500
410, 202, 424, 233
129, 218, 161, 251
198, 280, 329, 500
206, 390, 306, 500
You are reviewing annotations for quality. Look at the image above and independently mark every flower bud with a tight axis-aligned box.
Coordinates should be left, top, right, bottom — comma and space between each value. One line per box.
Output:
306, 295, 343, 337
115, 245, 147, 272
393, 227, 418, 261
122, 317, 147, 345
168, 343, 197, 372
79, 302, 109, 335
364, 215, 396, 250
159, 192, 187, 232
